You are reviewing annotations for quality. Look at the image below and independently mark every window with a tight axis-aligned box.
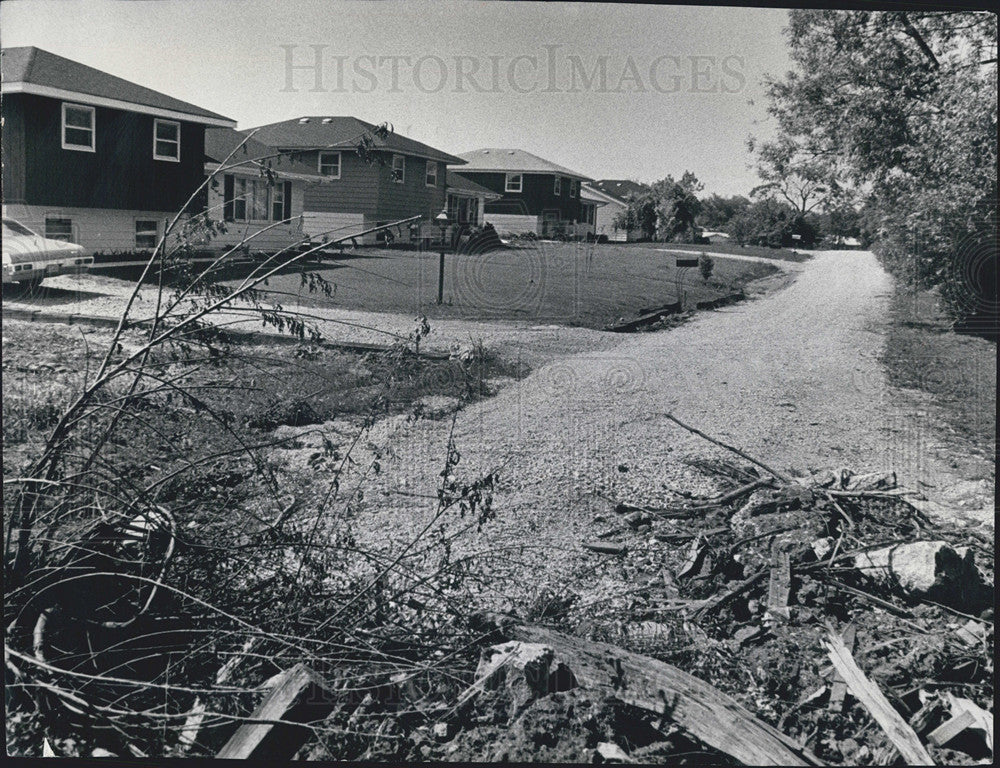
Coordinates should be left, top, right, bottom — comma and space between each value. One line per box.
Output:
135, 220, 159, 249
153, 119, 180, 161
232, 178, 248, 221
554, 176, 562, 196
318, 151, 341, 178
250, 180, 268, 221
62, 103, 95, 151
505, 173, 522, 193
570, 180, 578, 197
425, 161, 438, 187
45, 217, 74, 242
271, 183, 286, 221
391, 154, 405, 183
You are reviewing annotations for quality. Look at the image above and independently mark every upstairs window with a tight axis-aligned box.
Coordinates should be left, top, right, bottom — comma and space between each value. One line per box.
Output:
554, 176, 562, 196
318, 151, 341, 178
391, 154, 405, 183
505, 173, 522, 193
62, 104, 95, 152
153, 119, 180, 161
425, 161, 438, 187
569, 179, 578, 197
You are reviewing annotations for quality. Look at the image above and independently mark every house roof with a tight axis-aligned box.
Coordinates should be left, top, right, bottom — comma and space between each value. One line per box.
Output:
453, 148, 592, 181
204, 128, 326, 181
1, 46, 235, 127
588, 179, 650, 203
243, 117, 465, 165
446, 172, 502, 199
580, 184, 625, 206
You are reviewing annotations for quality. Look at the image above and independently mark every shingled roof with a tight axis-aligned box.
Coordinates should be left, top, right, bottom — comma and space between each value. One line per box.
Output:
454, 148, 592, 181
588, 179, 650, 203
1, 46, 234, 126
446, 171, 502, 199
204, 128, 326, 180
244, 117, 465, 165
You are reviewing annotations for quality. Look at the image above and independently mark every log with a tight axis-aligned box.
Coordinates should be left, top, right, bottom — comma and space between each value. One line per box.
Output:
216, 663, 336, 760
513, 625, 822, 766
823, 630, 934, 765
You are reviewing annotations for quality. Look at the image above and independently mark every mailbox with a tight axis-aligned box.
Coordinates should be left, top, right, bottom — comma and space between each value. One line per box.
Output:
675, 257, 699, 268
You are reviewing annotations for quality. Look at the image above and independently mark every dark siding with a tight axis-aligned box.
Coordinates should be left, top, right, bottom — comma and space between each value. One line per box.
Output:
1, 95, 28, 203
374, 156, 445, 222
463, 170, 583, 220
19, 94, 205, 211
292, 150, 379, 216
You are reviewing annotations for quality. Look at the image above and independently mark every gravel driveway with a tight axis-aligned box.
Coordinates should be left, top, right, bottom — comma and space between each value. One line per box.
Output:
343, 249, 992, 604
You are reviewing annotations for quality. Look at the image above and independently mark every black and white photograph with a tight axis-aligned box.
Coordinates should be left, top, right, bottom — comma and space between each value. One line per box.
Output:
2, 0, 996, 762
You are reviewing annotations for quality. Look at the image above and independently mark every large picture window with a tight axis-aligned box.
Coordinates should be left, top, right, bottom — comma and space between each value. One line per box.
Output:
153, 119, 180, 161
62, 103, 95, 151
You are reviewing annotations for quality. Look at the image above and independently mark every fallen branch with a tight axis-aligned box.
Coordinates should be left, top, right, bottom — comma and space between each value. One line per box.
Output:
823, 628, 934, 765
513, 625, 823, 766
663, 413, 794, 484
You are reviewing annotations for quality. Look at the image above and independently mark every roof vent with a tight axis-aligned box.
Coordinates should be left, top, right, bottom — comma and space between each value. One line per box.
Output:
507, 150, 515, 154
322, 118, 333, 124
482, 149, 489, 154
299, 117, 310, 123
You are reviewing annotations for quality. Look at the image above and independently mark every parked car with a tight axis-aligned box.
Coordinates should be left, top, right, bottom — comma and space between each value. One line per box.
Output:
2, 218, 92, 290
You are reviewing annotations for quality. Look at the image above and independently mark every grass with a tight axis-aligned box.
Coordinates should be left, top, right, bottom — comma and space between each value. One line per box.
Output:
192, 242, 778, 330
882, 286, 996, 463
634, 240, 813, 262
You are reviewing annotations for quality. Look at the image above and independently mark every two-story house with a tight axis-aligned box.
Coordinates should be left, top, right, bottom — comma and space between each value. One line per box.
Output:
242, 117, 466, 244
1, 46, 236, 253
449, 149, 593, 238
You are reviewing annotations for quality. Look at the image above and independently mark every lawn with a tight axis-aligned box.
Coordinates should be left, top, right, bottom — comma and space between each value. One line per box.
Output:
215, 242, 777, 330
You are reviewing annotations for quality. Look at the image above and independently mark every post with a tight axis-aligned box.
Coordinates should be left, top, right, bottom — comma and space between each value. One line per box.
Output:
437, 223, 447, 304
437, 246, 445, 304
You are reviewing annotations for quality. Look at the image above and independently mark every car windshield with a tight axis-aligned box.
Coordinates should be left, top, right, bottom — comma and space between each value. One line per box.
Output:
2, 219, 39, 237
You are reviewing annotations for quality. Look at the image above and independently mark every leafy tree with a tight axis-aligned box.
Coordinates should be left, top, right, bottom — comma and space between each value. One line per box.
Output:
613, 191, 659, 240
653, 171, 704, 242
760, 9, 997, 327
698, 194, 751, 230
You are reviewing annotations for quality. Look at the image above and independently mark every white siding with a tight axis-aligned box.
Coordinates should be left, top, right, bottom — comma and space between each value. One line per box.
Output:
2, 203, 179, 254
302, 211, 366, 241
594, 199, 636, 242
205, 180, 308, 254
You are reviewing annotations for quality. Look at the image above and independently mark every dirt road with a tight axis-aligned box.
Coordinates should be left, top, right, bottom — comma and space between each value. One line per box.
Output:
349, 249, 992, 601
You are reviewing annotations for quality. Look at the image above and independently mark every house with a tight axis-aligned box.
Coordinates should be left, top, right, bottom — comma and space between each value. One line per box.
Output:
1, 46, 235, 253
582, 179, 650, 242
445, 172, 501, 228
242, 117, 466, 244
449, 149, 593, 238
202, 128, 329, 254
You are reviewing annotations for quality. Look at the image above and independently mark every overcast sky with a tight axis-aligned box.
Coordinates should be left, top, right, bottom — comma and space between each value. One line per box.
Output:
1, 0, 793, 196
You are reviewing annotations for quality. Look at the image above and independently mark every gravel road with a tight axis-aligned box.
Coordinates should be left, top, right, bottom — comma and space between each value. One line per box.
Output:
342, 248, 992, 604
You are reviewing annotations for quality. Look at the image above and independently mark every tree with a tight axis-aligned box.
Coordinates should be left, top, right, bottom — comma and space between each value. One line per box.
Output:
613, 190, 659, 240
697, 194, 751, 230
652, 171, 704, 242
760, 9, 997, 327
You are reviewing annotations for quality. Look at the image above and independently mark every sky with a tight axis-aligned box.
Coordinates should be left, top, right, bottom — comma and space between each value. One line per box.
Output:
1, 0, 794, 196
